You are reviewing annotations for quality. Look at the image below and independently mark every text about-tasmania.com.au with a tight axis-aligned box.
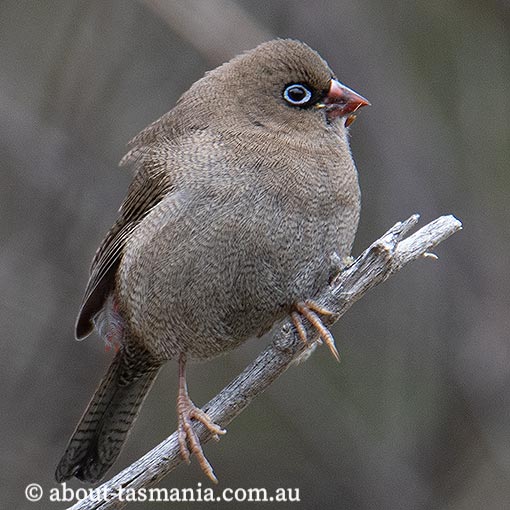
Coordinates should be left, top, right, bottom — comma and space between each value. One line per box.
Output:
25, 482, 301, 504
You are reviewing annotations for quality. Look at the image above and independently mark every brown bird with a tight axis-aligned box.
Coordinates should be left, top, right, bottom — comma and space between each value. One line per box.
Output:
55, 39, 369, 484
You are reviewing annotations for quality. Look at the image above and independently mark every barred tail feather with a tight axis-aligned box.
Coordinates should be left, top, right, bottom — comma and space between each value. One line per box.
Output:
55, 350, 161, 483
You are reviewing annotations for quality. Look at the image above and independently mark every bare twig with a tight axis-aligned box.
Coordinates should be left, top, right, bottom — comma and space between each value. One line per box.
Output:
67, 214, 462, 510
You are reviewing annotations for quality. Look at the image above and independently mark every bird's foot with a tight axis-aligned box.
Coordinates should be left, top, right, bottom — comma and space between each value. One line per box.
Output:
177, 392, 226, 483
291, 300, 340, 362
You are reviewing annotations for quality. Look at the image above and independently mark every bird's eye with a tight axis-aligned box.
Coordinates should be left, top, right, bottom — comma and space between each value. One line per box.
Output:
283, 84, 312, 106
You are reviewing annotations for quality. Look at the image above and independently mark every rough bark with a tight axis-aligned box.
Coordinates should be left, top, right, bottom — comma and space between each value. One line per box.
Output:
68, 214, 462, 510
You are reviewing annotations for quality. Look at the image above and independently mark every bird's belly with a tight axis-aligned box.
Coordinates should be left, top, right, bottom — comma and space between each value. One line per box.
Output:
118, 195, 353, 361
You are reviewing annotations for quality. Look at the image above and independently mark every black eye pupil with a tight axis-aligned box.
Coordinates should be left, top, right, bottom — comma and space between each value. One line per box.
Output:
288, 87, 306, 101
283, 84, 312, 106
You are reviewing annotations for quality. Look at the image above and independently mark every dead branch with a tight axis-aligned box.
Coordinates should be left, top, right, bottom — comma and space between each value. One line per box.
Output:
67, 214, 462, 509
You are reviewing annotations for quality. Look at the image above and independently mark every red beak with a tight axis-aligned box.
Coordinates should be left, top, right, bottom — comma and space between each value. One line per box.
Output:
323, 79, 370, 121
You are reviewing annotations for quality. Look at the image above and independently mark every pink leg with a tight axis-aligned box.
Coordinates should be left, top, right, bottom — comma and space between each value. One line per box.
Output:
177, 353, 226, 483
292, 300, 340, 362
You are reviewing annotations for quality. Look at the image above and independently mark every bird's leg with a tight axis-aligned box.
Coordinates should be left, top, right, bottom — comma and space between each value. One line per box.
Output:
176, 353, 226, 483
291, 300, 340, 362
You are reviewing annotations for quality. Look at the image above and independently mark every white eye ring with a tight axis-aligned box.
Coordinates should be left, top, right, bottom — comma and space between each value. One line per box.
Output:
283, 84, 312, 106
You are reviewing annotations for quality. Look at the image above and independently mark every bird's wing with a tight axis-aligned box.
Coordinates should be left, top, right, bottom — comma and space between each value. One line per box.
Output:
75, 148, 173, 339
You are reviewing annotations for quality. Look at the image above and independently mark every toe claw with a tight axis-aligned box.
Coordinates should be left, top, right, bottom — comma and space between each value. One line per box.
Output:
293, 301, 340, 362
291, 311, 308, 345
304, 299, 334, 316
177, 393, 225, 482
178, 425, 191, 464
177, 354, 225, 482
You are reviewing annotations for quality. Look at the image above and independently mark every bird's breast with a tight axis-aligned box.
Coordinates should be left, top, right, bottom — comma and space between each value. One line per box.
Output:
117, 134, 360, 360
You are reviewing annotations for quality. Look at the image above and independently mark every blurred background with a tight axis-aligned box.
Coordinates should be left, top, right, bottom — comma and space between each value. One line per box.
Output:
1, 1, 509, 509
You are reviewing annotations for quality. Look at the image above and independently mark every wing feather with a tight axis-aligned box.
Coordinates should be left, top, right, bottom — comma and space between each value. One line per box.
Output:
76, 147, 173, 339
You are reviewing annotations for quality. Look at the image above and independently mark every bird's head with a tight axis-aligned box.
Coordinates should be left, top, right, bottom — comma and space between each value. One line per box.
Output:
179, 39, 369, 138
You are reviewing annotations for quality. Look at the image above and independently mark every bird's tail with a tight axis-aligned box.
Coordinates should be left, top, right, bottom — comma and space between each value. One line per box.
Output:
55, 347, 161, 483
